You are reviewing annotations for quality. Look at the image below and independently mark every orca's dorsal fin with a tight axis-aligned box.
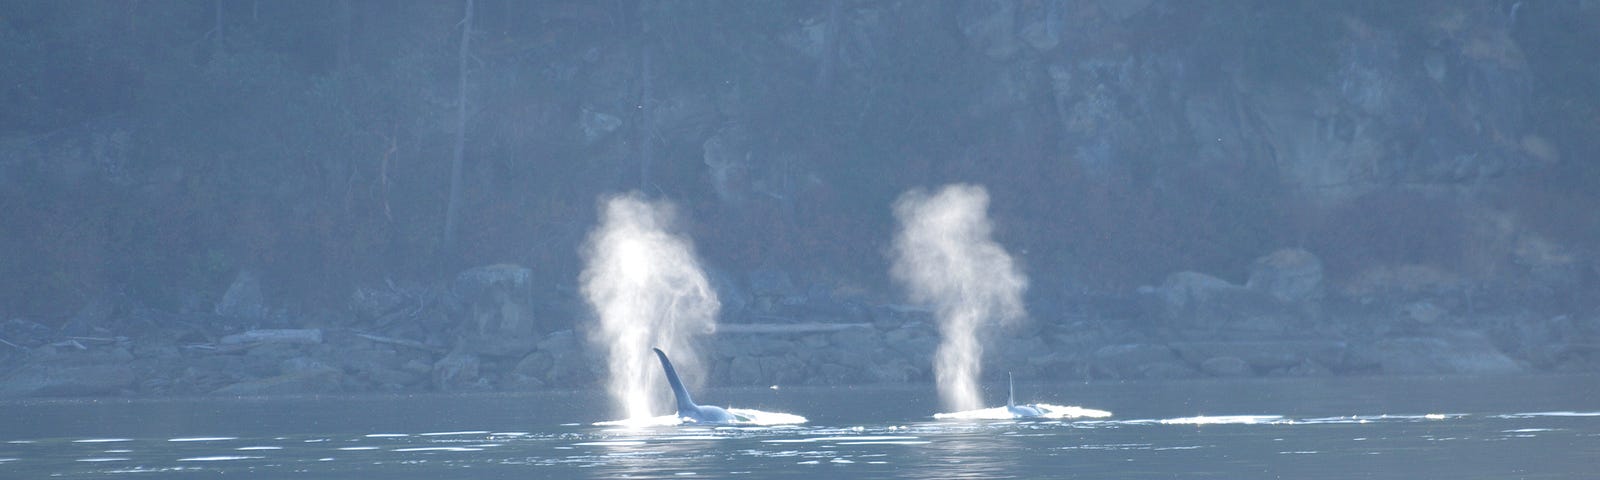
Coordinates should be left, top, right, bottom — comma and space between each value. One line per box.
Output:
1008, 372, 1017, 409
653, 348, 698, 414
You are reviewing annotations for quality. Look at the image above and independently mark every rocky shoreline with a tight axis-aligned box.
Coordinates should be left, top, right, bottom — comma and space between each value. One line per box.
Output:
3, 250, 1595, 399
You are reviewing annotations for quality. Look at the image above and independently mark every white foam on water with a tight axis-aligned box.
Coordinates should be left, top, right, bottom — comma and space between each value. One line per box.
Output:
1496, 411, 1600, 419
1159, 415, 1285, 425
103, 466, 201, 474
236, 446, 283, 451
934, 404, 1112, 420
838, 440, 932, 445
7, 440, 36, 444
103, 449, 132, 453
596, 408, 806, 427
176, 456, 263, 462
168, 437, 236, 442
419, 431, 489, 436
763, 436, 920, 444
364, 433, 409, 438
595, 414, 683, 427
392, 447, 483, 452
76, 457, 130, 462
338, 447, 380, 451
73, 438, 133, 443
572, 441, 647, 447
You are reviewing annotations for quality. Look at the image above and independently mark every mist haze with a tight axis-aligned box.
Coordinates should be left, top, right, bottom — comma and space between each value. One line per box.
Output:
2, 0, 1598, 398
890, 184, 1027, 412
581, 194, 718, 420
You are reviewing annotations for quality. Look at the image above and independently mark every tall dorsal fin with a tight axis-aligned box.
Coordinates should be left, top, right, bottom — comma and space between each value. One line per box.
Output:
653, 348, 698, 415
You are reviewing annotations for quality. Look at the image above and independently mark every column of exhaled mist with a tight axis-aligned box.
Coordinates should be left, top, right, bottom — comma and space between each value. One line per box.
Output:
890, 184, 1027, 413
580, 194, 720, 421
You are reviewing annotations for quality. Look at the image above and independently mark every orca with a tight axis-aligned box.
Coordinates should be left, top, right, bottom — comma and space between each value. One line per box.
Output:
1006, 372, 1046, 418
653, 348, 739, 424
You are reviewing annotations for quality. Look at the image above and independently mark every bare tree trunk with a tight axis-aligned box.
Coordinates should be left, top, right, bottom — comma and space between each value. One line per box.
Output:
336, 0, 352, 71
443, 0, 473, 254
637, 45, 654, 191
213, 0, 225, 52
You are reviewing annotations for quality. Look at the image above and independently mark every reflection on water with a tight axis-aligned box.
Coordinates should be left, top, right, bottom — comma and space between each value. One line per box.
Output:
8, 410, 1594, 478
3, 376, 1599, 478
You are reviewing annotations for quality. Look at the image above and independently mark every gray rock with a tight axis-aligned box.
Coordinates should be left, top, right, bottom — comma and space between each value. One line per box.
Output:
865, 357, 920, 383
1097, 0, 1154, 21
1349, 330, 1524, 375
957, 0, 1020, 60
1092, 343, 1181, 379
278, 356, 334, 375
1246, 249, 1324, 303
728, 355, 763, 385
459, 333, 538, 358
220, 329, 322, 346
759, 354, 808, 385
579, 106, 622, 144
1200, 356, 1252, 377
212, 367, 341, 396
432, 351, 481, 391
0, 318, 53, 348
1155, 271, 1303, 339
828, 325, 880, 351
0, 364, 136, 397
363, 366, 422, 388
1140, 362, 1199, 379
454, 264, 539, 337
1170, 341, 1347, 373
502, 373, 546, 392
216, 270, 268, 320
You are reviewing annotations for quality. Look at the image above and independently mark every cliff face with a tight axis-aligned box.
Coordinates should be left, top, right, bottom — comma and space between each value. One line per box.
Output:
1, 1, 1598, 396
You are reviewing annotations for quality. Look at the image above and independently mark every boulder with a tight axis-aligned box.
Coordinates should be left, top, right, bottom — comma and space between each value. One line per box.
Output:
1347, 330, 1523, 375
1092, 343, 1184, 379
1155, 271, 1303, 339
512, 330, 594, 387
216, 269, 268, 320
432, 351, 482, 391
1246, 249, 1324, 303
1199, 356, 1252, 377
1170, 340, 1346, 373
454, 264, 539, 337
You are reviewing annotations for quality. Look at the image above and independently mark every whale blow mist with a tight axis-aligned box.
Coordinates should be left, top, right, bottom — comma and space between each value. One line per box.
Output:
890, 184, 1027, 413
581, 194, 720, 421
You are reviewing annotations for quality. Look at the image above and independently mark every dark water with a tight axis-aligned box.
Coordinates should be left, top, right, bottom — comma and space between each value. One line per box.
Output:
3, 375, 1597, 479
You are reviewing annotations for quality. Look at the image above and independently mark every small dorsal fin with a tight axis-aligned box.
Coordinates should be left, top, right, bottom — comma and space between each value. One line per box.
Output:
1008, 372, 1017, 409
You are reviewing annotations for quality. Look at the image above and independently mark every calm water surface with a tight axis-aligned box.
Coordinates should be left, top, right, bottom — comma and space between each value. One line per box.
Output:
3, 375, 1597, 478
